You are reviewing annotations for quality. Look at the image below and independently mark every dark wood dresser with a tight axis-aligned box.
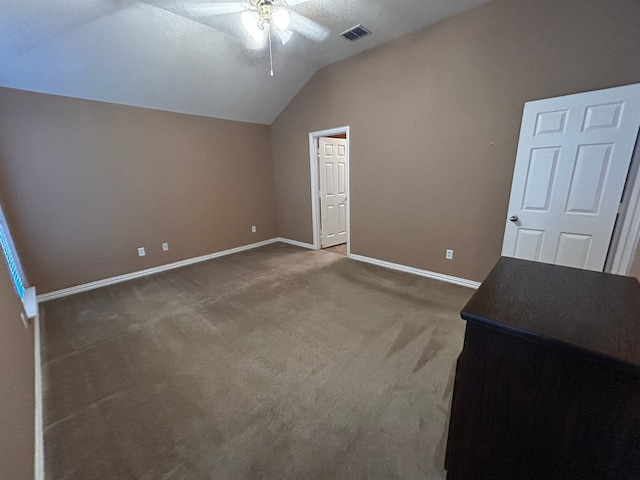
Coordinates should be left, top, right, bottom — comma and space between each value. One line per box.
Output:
445, 257, 640, 480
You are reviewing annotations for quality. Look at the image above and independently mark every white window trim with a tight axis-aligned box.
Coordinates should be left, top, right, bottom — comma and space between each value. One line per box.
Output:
23, 286, 37, 320
0, 204, 36, 319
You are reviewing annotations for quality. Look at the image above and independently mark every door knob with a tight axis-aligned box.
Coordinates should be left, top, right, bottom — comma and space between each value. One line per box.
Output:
510, 215, 519, 222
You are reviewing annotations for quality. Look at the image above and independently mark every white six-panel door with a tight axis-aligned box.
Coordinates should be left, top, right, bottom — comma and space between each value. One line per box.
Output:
319, 137, 347, 248
502, 84, 640, 271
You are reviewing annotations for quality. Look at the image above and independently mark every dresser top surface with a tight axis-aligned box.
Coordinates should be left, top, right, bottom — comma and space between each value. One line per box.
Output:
462, 257, 640, 370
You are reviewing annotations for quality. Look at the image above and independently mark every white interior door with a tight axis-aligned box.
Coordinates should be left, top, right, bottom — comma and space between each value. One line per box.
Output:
502, 84, 640, 271
319, 137, 347, 248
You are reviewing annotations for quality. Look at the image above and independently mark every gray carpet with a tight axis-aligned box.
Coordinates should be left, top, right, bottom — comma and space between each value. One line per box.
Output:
40, 243, 472, 480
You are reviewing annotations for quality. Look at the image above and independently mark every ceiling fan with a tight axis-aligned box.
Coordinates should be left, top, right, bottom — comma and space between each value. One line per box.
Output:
185, 0, 330, 76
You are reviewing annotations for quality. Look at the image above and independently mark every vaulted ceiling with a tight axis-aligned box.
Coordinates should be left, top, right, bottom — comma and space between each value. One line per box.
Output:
0, 0, 490, 124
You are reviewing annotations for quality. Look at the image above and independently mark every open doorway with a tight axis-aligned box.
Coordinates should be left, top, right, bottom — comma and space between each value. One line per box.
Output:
309, 126, 350, 256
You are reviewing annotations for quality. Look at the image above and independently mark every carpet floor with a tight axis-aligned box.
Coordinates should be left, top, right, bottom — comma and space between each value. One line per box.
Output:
40, 243, 472, 480
322, 244, 347, 257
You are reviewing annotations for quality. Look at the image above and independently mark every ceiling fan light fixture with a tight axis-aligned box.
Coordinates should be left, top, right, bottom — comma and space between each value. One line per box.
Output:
241, 10, 256, 30
276, 28, 293, 45
241, 10, 265, 43
272, 8, 290, 31
230, 0, 328, 75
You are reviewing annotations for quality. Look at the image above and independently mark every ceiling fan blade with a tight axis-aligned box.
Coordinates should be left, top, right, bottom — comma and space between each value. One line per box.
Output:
284, 0, 311, 6
289, 11, 329, 42
184, 2, 246, 16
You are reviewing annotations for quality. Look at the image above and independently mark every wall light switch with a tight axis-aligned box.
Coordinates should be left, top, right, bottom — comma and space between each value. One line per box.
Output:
251, 226, 257, 233
162, 243, 169, 251
138, 247, 146, 257
446, 249, 454, 260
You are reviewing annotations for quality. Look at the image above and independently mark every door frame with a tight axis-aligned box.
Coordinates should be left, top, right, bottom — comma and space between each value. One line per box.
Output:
608, 126, 640, 275
309, 126, 350, 255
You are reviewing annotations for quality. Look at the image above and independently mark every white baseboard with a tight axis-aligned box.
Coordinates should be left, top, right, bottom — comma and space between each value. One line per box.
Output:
276, 237, 316, 250
36, 238, 280, 302
349, 253, 481, 289
34, 313, 44, 480
36, 238, 478, 303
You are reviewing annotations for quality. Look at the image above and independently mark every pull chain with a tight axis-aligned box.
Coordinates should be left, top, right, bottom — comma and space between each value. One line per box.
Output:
268, 23, 274, 76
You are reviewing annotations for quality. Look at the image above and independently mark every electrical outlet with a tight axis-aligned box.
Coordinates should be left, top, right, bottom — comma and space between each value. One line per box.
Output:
162, 243, 169, 252
446, 249, 454, 260
138, 247, 146, 257
251, 225, 257, 233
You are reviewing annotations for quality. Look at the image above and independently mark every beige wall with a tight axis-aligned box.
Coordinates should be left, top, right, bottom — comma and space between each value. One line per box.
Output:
1, 1, 639, 292
0, 255, 34, 479
0, 88, 277, 293
271, 0, 640, 282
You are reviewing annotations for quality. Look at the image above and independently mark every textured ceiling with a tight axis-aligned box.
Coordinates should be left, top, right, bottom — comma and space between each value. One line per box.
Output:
0, 0, 491, 124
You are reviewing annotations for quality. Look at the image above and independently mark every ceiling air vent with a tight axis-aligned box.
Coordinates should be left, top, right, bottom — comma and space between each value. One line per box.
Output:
339, 24, 372, 42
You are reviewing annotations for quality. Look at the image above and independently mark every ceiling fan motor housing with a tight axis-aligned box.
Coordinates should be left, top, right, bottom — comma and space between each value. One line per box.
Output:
252, 0, 281, 29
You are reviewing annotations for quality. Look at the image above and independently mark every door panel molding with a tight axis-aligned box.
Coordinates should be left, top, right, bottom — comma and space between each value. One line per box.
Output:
308, 126, 350, 254
319, 137, 347, 248
503, 83, 640, 273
